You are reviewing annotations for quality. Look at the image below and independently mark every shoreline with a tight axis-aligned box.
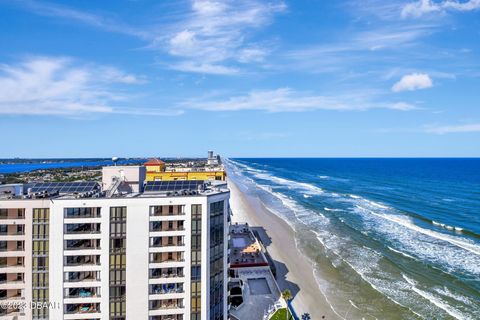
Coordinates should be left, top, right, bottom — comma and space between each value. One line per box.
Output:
228, 178, 341, 320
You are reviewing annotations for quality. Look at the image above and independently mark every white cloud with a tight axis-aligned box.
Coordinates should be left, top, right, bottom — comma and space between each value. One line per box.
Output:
402, 0, 480, 18
0, 57, 171, 116
16, 0, 148, 39
424, 123, 480, 134
392, 73, 433, 92
237, 48, 268, 63
169, 62, 239, 75
164, 0, 286, 74
281, 23, 436, 75
13, 1, 286, 75
181, 88, 416, 112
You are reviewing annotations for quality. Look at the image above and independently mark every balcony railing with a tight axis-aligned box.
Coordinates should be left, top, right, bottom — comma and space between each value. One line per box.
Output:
150, 221, 185, 232
149, 300, 184, 310
65, 224, 100, 234
150, 304, 184, 310
65, 240, 101, 250
150, 258, 185, 264
150, 284, 184, 295
151, 241, 185, 248
65, 272, 100, 282
0, 280, 25, 285
65, 288, 100, 298
150, 206, 185, 217
150, 272, 184, 279
65, 257, 100, 267
65, 303, 100, 314
0, 263, 24, 268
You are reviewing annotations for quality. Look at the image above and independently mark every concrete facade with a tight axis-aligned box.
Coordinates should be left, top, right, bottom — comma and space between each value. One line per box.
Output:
0, 187, 229, 320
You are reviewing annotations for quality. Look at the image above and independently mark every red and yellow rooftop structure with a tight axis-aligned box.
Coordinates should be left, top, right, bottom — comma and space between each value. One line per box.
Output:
144, 158, 226, 182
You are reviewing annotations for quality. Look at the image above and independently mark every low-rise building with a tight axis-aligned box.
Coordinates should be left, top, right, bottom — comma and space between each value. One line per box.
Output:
144, 152, 226, 182
228, 223, 285, 320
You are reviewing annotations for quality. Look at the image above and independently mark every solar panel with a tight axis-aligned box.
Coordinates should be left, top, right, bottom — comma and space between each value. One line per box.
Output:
29, 181, 100, 194
144, 180, 205, 192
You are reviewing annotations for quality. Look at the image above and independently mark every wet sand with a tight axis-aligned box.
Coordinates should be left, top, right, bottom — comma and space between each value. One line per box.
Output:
228, 179, 340, 320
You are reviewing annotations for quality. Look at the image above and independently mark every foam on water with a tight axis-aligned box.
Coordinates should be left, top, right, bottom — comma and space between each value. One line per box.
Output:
324, 207, 343, 212
387, 246, 416, 260
433, 220, 464, 233
225, 158, 480, 319
353, 204, 480, 275
411, 287, 468, 319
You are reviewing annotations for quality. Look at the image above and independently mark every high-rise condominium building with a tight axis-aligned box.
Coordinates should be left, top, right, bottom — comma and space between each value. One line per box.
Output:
0, 172, 229, 320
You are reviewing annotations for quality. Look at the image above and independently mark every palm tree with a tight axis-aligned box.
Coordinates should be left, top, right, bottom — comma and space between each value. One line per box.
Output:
281, 289, 293, 320
282, 289, 292, 302
302, 313, 311, 320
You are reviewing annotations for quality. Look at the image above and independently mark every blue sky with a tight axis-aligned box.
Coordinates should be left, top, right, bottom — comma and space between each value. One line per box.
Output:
0, 0, 479, 157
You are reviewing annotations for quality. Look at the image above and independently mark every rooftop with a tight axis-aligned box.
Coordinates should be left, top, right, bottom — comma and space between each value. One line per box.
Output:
229, 223, 269, 268
229, 267, 284, 320
228, 223, 285, 320
0, 178, 229, 201
144, 158, 165, 166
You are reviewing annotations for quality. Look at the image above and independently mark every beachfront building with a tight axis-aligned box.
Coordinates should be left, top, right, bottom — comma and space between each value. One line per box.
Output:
228, 223, 284, 320
0, 170, 229, 320
144, 152, 226, 182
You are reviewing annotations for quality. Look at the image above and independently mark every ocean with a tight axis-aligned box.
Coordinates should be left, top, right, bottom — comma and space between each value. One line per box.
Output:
225, 158, 480, 320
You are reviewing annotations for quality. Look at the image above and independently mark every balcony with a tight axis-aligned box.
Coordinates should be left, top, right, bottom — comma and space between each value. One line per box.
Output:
0, 241, 24, 253
65, 224, 100, 235
150, 283, 184, 295
65, 287, 100, 299
150, 268, 184, 279
149, 299, 184, 311
0, 289, 23, 301
0, 274, 25, 290
65, 255, 100, 267
64, 302, 100, 314
65, 239, 100, 251
150, 252, 184, 264
0, 225, 25, 237
0, 209, 25, 220
65, 271, 100, 283
65, 208, 101, 219
150, 221, 185, 232
150, 206, 185, 217
150, 316, 184, 320
0, 257, 24, 270
150, 237, 185, 248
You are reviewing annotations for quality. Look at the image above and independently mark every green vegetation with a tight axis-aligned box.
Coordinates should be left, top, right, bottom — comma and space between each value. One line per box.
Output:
270, 308, 293, 320
281, 289, 292, 301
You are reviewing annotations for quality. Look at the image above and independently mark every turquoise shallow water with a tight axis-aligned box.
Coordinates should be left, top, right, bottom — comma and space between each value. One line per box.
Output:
225, 158, 480, 319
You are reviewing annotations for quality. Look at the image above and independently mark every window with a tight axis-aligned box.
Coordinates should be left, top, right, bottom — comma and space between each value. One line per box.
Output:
191, 204, 202, 317
209, 201, 225, 320
32, 209, 49, 319
110, 207, 126, 320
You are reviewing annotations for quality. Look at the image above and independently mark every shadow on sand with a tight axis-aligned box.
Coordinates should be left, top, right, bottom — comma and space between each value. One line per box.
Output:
251, 226, 300, 300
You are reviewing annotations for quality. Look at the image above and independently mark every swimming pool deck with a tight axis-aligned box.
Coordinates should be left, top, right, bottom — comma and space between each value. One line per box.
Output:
229, 267, 285, 320
229, 223, 285, 320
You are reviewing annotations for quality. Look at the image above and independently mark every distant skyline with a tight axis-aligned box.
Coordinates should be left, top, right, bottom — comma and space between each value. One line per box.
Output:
1, 0, 479, 157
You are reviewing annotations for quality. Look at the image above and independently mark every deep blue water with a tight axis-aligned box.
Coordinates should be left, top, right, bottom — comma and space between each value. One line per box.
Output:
0, 159, 147, 174
226, 158, 480, 319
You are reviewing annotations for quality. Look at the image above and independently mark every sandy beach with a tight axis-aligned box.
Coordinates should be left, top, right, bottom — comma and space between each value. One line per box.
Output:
228, 178, 340, 320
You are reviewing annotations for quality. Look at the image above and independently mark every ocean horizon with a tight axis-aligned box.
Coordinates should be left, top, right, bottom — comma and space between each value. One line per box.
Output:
226, 157, 480, 319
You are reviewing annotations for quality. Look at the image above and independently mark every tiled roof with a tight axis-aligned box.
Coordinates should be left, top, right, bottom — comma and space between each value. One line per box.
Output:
144, 158, 165, 166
